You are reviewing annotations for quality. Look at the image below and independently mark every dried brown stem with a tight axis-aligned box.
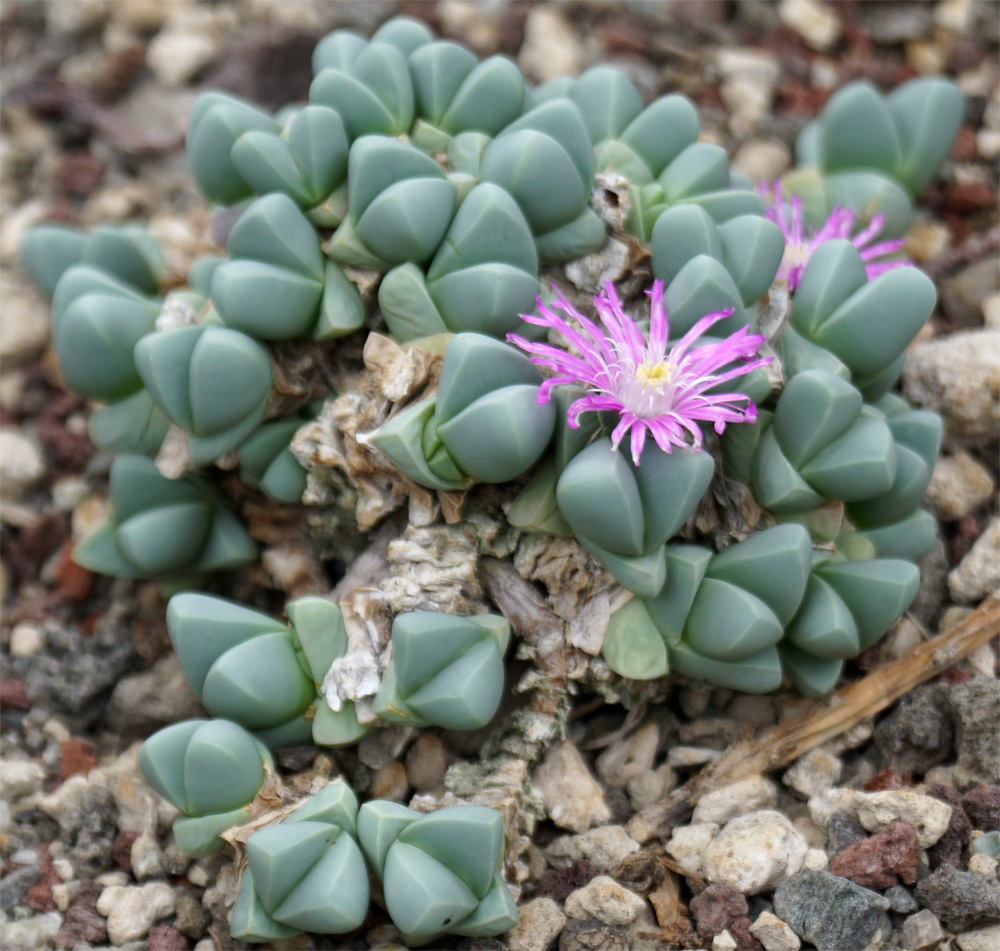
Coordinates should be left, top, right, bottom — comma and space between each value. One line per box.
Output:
628, 594, 1000, 842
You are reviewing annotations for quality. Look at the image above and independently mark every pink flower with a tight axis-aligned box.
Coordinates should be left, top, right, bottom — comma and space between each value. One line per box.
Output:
506, 281, 771, 465
761, 182, 909, 291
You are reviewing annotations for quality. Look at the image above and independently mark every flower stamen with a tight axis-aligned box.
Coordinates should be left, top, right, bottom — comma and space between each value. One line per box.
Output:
507, 281, 770, 465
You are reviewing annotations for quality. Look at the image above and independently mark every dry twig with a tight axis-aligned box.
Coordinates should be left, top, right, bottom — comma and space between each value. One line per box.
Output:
628, 594, 1000, 842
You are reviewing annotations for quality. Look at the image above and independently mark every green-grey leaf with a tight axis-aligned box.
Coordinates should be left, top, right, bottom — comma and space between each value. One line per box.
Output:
784, 574, 860, 660
21, 225, 86, 298
602, 599, 668, 680
818, 81, 903, 177
480, 129, 587, 235
202, 631, 315, 730
382, 842, 478, 943
428, 183, 537, 281
557, 440, 645, 556
569, 66, 643, 143
88, 391, 169, 456
619, 94, 700, 178
430, 262, 540, 338
167, 591, 287, 695
227, 193, 325, 279
887, 78, 964, 195
667, 641, 783, 694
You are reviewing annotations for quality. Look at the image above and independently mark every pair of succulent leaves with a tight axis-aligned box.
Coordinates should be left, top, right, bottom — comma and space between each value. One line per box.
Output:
725, 366, 940, 542
230, 783, 516, 944
21, 227, 171, 455
167, 592, 511, 747
601, 523, 920, 698
787, 77, 964, 237
73, 455, 256, 584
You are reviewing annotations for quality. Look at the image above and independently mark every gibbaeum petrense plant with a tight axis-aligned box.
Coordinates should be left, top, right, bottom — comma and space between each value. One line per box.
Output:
507, 281, 770, 465
19, 12, 967, 946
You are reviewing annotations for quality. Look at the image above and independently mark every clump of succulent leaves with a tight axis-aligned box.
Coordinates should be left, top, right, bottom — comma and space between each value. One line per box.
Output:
21, 14, 965, 945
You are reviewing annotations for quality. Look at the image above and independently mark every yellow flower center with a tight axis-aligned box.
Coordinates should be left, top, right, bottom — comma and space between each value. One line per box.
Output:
785, 242, 810, 268
636, 360, 675, 388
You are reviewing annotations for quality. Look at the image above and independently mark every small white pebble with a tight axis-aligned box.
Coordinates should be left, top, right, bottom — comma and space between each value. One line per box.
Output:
52, 859, 74, 882
186, 863, 210, 887
9, 623, 43, 657
968, 853, 999, 877
96, 870, 129, 887
802, 848, 829, 871
9, 848, 38, 865
52, 883, 74, 912
713, 929, 739, 951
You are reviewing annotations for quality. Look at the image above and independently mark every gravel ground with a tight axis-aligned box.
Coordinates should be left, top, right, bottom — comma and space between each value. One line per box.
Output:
0, 2, 998, 950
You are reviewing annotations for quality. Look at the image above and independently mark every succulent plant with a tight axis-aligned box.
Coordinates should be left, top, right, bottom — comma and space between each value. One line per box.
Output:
565, 68, 701, 186
312, 16, 434, 76
138, 718, 273, 857
374, 611, 511, 731
556, 438, 715, 596
377, 182, 541, 341
49, 267, 161, 406
167, 592, 369, 748
231, 105, 350, 225
531, 65, 763, 244
778, 553, 920, 696
325, 135, 458, 271
625, 141, 766, 242
358, 800, 517, 943
73, 455, 256, 584
371, 332, 556, 489
602, 524, 920, 697
786, 77, 965, 237
232, 789, 518, 944
774, 240, 936, 399
231, 782, 369, 942
20, 227, 173, 455
722, 369, 899, 515
187, 91, 281, 205
650, 204, 786, 337
211, 192, 365, 340
134, 322, 273, 465
310, 38, 417, 140
18, 16, 970, 945
478, 98, 605, 264
602, 525, 808, 692
407, 41, 526, 153
846, 393, 942, 564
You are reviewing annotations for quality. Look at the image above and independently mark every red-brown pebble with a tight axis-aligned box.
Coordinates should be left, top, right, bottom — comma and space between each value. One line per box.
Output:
148, 924, 191, 951
730, 916, 765, 951
690, 883, 748, 940
59, 739, 97, 779
25, 843, 56, 913
112, 830, 140, 872
944, 182, 998, 214
0, 679, 31, 710
830, 821, 919, 889
962, 785, 1000, 830
535, 860, 601, 903
56, 880, 106, 948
